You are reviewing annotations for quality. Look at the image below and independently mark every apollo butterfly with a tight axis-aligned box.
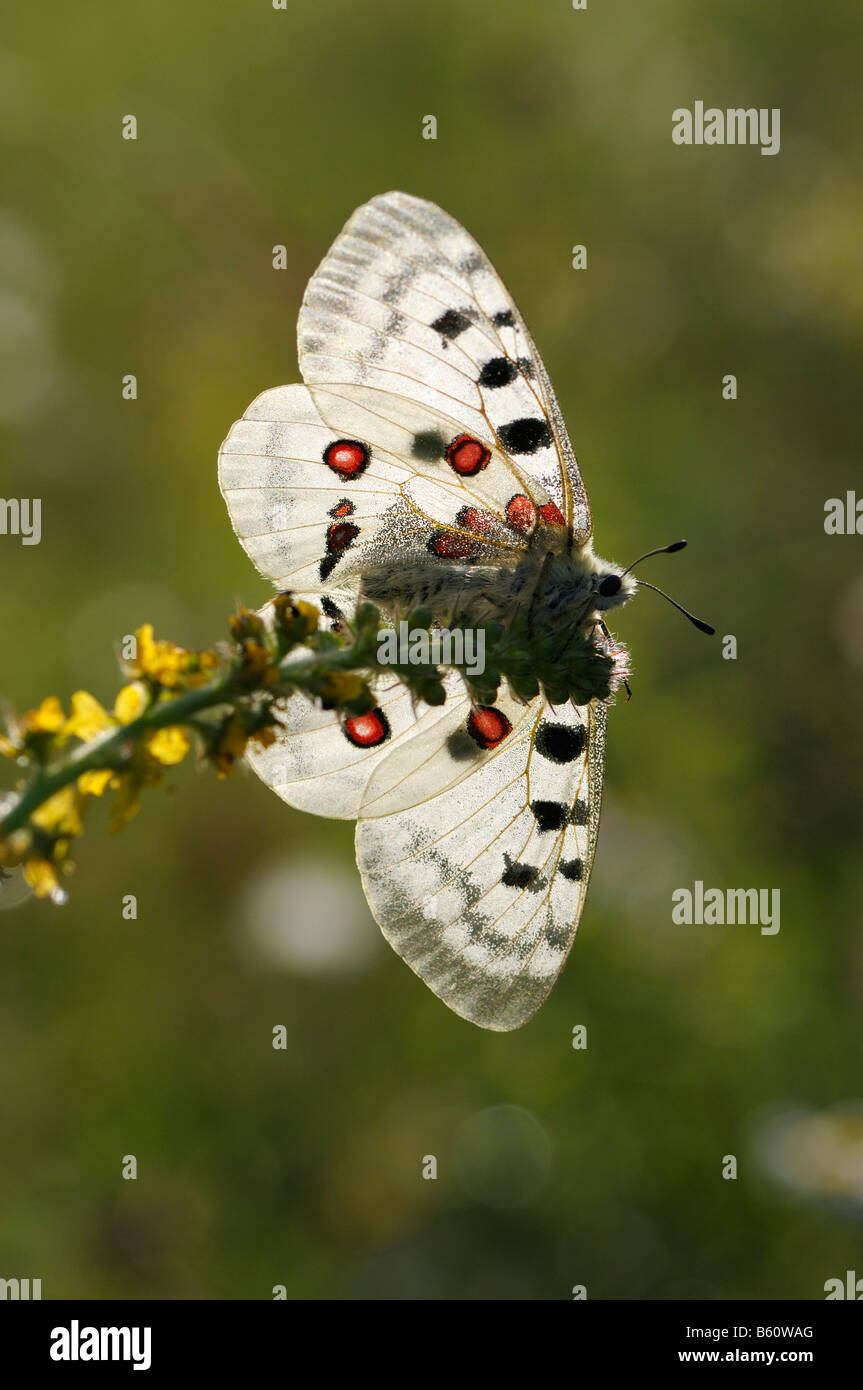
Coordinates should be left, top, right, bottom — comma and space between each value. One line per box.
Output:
218, 193, 712, 1030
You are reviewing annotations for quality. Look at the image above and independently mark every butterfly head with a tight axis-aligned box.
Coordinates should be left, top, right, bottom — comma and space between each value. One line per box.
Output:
594, 565, 638, 613
591, 539, 715, 635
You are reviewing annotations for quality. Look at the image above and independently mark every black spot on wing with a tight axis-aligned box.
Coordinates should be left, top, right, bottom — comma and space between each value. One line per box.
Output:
321, 596, 342, 619
497, 417, 554, 455
478, 356, 518, 389
446, 728, 482, 763
531, 800, 568, 833
432, 308, 472, 339
560, 858, 584, 882
502, 858, 540, 890
411, 429, 447, 462
571, 798, 589, 826
492, 309, 515, 328
535, 722, 587, 765
546, 924, 570, 950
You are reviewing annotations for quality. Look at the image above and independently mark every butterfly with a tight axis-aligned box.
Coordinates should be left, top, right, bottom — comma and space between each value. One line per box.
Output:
218, 192, 712, 1031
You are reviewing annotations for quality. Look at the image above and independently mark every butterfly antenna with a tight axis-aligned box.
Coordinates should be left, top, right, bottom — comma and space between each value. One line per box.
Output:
619, 538, 687, 578
635, 580, 715, 635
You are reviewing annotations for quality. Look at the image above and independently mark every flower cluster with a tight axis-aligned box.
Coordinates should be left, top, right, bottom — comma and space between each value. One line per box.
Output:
0, 626, 225, 899
0, 597, 382, 899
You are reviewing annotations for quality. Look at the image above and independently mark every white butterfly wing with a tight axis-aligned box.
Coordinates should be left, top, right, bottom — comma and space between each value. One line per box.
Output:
299, 190, 592, 544
357, 693, 606, 1031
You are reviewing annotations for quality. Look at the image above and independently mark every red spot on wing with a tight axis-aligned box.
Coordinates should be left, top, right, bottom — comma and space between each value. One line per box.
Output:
467, 706, 512, 750
329, 499, 355, 518
456, 505, 495, 535
327, 521, 359, 552
343, 708, 390, 748
323, 440, 369, 478
446, 434, 491, 477
538, 501, 565, 527
429, 530, 476, 559
505, 494, 536, 533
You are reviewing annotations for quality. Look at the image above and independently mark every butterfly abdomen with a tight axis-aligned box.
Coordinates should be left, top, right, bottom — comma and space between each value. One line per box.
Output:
361, 555, 535, 624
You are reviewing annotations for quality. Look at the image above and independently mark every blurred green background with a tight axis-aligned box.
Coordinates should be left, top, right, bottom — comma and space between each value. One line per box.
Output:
1, 0, 862, 1299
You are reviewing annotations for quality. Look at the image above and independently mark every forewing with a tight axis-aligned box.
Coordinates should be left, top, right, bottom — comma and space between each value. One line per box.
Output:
298, 191, 592, 544
357, 693, 607, 1031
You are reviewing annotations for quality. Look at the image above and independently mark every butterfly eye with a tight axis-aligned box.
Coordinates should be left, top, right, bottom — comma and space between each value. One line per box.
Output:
598, 574, 621, 597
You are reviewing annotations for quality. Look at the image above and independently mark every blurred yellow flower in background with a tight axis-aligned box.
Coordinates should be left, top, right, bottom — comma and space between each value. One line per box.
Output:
65, 691, 112, 742
77, 769, 113, 796
22, 857, 62, 900
148, 727, 191, 765
22, 696, 65, 735
114, 682, 150, 724
31, 786, 84, 837
132, 623, 218, 689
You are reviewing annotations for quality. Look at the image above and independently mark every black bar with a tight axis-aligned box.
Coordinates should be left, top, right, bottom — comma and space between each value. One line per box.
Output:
1, 1299, 858, 1374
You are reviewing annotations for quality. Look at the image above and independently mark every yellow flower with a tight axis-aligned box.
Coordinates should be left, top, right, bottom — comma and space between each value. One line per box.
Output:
31, 786, 85, 837
20, 696, 65, 735
295, 600, 320, 632
272, 594, 320, 641
114, 681, 149, 724
107, 748, 166, 832
147, 727, 190, 765
23, 857, 61, 899
317, 671, 366, 707
65, 691, 112, 741
0, 828, 32, 867
78, 769, 113, 796
133, 624, 218, 689
230, 607, 266, 643
108, 774, 144, 832
239, 640, 277, 685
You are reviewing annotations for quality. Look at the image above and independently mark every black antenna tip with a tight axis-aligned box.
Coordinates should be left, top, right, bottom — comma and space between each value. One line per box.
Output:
636, 579, 715, 635
666, 539, 687, 553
